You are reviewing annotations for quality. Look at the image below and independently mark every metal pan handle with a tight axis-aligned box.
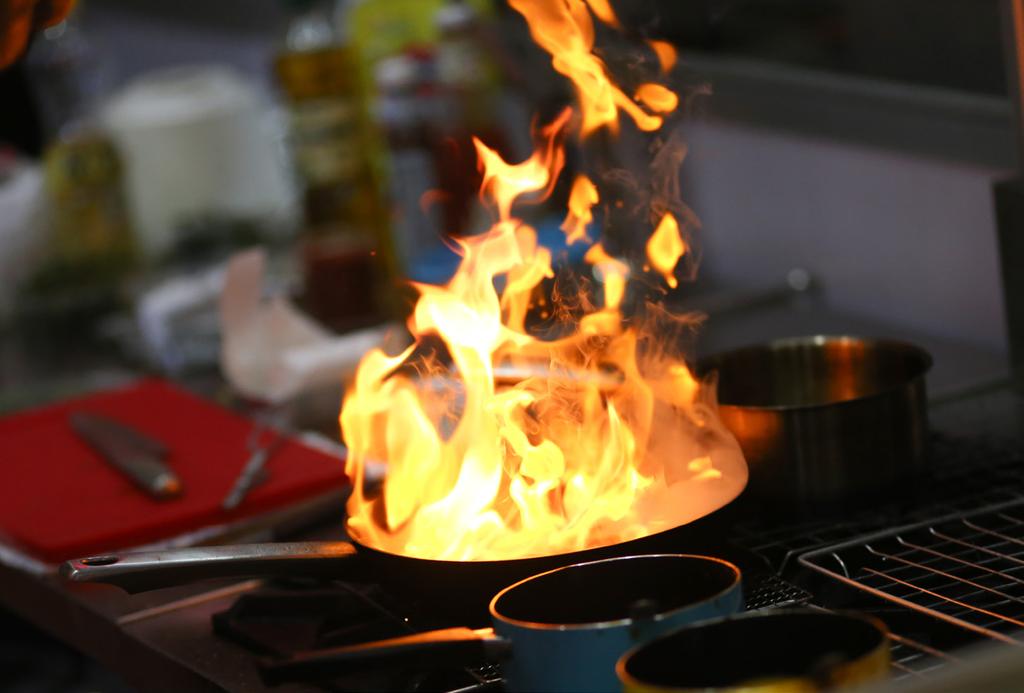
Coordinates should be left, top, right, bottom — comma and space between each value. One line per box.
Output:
59, 541, 360, 593
259, 627, 510, 686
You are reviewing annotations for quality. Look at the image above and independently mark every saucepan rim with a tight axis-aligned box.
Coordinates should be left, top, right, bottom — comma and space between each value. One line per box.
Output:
615, 606, 890, 692
697, 334, 933, 412
489, 553, 742, 631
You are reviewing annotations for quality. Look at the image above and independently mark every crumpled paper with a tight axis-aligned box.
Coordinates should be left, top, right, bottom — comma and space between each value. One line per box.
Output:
220, 249, 390, 403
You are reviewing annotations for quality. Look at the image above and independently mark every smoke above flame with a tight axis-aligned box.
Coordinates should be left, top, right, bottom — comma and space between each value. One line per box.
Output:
340, 0, 746, 561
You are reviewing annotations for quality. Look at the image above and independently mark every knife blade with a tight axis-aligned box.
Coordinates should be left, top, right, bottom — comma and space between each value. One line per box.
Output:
69, 412, 183, 500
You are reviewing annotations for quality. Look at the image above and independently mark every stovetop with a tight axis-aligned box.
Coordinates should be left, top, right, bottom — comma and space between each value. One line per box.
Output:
210, 553, 808, 691
207, 426, 1024, 691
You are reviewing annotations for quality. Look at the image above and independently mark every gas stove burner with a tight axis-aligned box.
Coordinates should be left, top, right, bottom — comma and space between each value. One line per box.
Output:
213, 581, 498, 692
212, 583, 405, 657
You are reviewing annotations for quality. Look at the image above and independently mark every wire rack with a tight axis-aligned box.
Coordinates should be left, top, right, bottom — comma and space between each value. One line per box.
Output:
727, 433, 1024, 682
888, 632, 964, 679
799, 498, 1024, 645
732, 433, 1024, 574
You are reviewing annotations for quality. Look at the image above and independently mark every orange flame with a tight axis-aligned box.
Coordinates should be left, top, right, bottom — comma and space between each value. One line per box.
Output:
561, 174, 599, 245
584, 241, 629, 311
648, 39, 678, 73
647, 212, 687, 289
507, 0, 666, 135
635, 83, 679, 114
582, 0, 620, 28
340, 0, 746, 562
476, 109, 570, 221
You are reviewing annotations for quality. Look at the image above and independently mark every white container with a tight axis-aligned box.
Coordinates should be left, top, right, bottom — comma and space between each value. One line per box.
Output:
101, 65, 296, 259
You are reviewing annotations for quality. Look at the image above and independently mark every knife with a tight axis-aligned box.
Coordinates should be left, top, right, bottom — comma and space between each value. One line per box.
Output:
69, 412, 183, 500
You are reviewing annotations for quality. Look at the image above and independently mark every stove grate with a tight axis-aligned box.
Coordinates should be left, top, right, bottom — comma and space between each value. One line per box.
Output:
799, 498, 1024, 645
729, 434, 1024, 682
888, 633, 964, 679
732, 433, 1024, 574
743, 573, 812, 610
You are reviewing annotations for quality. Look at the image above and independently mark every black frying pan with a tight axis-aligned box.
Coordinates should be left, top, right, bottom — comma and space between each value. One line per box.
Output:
60, 489, 744, 623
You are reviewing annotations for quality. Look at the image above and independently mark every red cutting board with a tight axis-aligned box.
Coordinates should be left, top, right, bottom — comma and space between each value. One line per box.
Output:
0, 378, 349, 563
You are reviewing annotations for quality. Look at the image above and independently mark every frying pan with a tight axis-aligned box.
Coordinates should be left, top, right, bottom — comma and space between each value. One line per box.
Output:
261, 554, 744, 692
60, 479, 746, 622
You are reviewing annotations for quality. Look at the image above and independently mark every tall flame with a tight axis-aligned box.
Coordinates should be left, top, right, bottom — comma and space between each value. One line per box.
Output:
507, 0, 675, 135
341, 0, 745, 562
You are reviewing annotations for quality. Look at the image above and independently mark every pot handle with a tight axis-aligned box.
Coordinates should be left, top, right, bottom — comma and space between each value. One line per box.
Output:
59, 541, 360, 593
259, 627, 510, 686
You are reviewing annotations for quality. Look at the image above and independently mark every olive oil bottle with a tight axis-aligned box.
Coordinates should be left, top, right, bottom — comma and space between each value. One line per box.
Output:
275, 0, 396, 327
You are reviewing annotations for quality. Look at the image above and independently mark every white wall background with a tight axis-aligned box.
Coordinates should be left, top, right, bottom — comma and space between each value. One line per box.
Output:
684, 119, 1011, 354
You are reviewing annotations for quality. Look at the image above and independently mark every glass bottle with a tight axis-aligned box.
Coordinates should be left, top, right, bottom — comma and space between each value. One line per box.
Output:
431, 1, 509, 237
274, 0, 395, 326
28, 4, 136, 285
373, 54, 445, 277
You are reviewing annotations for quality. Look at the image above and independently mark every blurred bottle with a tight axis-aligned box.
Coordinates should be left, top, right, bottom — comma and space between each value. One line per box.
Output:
274, 0, 395, 327
42, 129, 135, 279
435, 2, 500, 133
27, 1, 113, 140
430, 1, 509, 237
27, 4, 137, 287
343, 0, 493, 94
374, 54, 445, 276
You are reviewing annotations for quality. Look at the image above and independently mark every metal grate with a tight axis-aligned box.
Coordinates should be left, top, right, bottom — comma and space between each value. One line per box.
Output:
732, 433, 1024, 574
727, 434, 1024, 681
743, 572, 812, 610
799, 498, 1024, 645
888, 632, 964, 680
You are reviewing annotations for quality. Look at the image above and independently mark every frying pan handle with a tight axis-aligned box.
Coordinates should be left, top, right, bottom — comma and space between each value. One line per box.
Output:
59, 541, 360, 593
259, 627, 510, 686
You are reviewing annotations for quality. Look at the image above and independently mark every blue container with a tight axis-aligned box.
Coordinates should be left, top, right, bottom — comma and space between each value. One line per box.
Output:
490, 554, 743, 693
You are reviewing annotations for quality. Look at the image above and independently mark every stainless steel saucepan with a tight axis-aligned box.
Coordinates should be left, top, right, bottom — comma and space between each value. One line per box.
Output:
698, 335, 932, 512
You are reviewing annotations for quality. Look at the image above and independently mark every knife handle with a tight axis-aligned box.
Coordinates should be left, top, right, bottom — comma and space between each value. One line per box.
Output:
69, 412, 182, 500
105, 450, 183, 500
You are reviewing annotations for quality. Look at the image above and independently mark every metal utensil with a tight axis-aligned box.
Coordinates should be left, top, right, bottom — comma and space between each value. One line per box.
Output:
69, 412, 183, 500
698, 335, 932, 512
222, 423, 286, 511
